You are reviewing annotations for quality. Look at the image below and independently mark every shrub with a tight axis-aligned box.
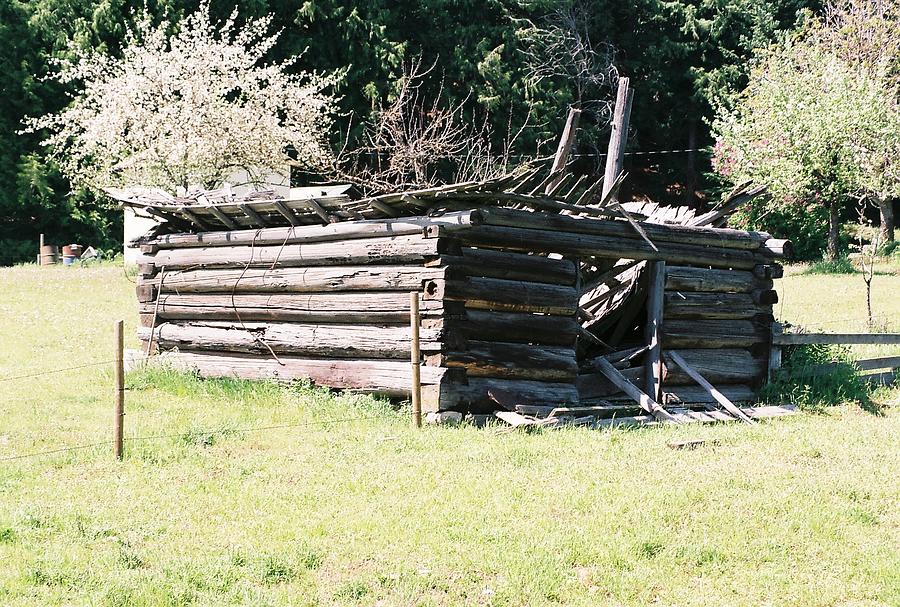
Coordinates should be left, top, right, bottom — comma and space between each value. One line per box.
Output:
761, 342, 868, 410
803, 255, 858, 275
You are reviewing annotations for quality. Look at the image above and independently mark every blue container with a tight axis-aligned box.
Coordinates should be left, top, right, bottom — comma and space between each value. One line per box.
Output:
62, 255, 76, 266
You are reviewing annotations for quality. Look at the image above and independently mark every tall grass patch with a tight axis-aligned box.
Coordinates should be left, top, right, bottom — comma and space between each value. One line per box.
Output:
761, 343, 868, 410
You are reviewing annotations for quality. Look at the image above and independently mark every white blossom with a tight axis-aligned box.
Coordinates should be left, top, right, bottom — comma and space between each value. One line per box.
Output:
25, 2, 339, 191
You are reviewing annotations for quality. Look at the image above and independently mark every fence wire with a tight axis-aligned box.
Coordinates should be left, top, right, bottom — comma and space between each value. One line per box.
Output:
0, 415, 388, 463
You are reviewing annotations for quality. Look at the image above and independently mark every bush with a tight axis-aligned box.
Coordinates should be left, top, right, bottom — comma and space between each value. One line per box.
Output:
879, 240, 899, 257
761, 342, 868, 410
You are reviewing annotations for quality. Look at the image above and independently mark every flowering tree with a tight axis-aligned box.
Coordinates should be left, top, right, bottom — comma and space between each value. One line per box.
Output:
713, 37, 900, 258
713, 1, 900, 257
25, 2, 339, 192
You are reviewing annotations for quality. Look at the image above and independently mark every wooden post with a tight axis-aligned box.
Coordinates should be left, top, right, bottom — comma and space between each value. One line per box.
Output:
644, 261, 665, 401
410, 292, 422, 428
38, 234, 44, 267
114, 320, 125, 460
602, 77, 633, 201
546, 108, 582, 194
768, 322, 783, 381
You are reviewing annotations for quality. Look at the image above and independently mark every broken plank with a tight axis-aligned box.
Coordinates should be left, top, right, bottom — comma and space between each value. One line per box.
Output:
667, 350, 755, 424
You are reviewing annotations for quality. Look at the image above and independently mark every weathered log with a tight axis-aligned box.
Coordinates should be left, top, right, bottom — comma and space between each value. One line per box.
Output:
663, 319, 770, 348
664, 292, 776, 320
138, 321, 451, 358
752, 264, 783, 280
151, 265, 448, 294
164, 350, 458, 396
141, 210, 481, 249
762, 238, 794, 259
433, 224, 769, 269
424, 310, 579, 347
137, 234, 455, 270
430, 377, 579, 412
426, 341, 578, 381
475, 206, 773, 250
138, 293, 461, 323
424, 277, 578, 316
579, 349, 766, 397
661, 349, 765, 385
426, 248, 577, 286
667, 350, 755, 423
665, 266, 774, 293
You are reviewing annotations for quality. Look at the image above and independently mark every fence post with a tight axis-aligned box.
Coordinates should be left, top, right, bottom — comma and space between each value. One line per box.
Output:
114, 320, 125, 460
768, 322, 783, 382
409, 292, 422, 428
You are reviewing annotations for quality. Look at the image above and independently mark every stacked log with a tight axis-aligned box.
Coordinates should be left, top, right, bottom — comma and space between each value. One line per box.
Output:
133, 210, 580, 412
661, 265, 778, 393
132, 206, 787, 414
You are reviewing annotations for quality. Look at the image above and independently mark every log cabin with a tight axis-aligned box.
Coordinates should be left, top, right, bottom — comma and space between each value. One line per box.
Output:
115, 170, 790, 419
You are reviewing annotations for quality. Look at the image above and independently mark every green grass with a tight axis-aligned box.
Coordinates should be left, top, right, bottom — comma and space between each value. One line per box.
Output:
0, 262, 898, 606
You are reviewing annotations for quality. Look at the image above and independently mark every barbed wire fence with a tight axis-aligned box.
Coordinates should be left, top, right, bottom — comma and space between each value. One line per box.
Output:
0, 328, 392, 464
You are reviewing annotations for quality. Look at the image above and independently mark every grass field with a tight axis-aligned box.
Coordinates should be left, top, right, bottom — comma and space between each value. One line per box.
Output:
0, 262, 898, 606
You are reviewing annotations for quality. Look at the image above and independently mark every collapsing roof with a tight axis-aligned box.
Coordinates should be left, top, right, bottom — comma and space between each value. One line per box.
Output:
125, 168, 793, 427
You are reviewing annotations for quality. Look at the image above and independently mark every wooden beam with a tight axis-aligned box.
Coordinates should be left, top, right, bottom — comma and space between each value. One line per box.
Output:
773, 333, 900, 346
273, 200, 299, 226
644, 261, 665, 400
666, 350, 755, 424
137, 234, 450, 270
602, 77, 633, 202
147, 211, 479, 249
238, 203, 269, 227
546, 108, 582, 194
206, 205, 239, 230
594, 357, 678, 423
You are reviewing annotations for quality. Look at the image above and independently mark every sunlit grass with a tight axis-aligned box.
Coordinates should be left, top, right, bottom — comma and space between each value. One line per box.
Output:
0, 262, 897, 606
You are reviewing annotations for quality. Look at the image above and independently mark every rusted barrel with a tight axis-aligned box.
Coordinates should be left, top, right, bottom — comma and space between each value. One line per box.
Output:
63, 244, 84, 258
40, 245, 59, 266
61, 244, 81, 265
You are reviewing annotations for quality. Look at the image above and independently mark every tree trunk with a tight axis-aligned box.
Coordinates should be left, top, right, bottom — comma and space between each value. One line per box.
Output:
827, 201, 841, 261
878, 197, 895, 244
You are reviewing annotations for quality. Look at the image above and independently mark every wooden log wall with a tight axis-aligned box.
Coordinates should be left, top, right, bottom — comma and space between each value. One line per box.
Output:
133, 207, 786, 414
577, 263, 782, 404
134, 212, 580, 413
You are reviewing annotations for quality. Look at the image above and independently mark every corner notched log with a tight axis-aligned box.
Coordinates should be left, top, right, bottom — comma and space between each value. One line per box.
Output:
430, 377, 580, 412
424, 310, 579, 347
662, 319, 771, 348
442, 224, 771, 269
476, 206, 773, 250
427, 248, 578, 286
